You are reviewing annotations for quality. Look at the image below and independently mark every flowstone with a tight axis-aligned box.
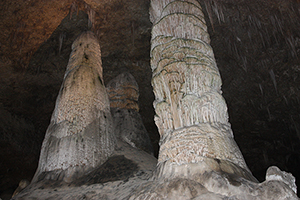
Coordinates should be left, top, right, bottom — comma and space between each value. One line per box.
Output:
32, 31, 116, 183
107, 72, 154, 155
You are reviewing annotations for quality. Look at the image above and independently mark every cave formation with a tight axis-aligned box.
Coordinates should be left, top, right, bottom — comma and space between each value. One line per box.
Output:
32, 31, 116, 183
0, 0, 300, 199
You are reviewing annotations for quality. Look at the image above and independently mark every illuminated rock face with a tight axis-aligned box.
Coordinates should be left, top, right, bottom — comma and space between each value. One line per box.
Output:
107, 72, 153, 155
107, 72, 139, 111
32, 31, 115, 183
150, 0, 250, 178
131, 0, 298, 199
11, 2, 299, 199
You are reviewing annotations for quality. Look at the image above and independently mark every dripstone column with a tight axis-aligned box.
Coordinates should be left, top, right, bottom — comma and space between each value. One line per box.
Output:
107, 72, 153, 155
150, 0, 253, 180
32, 31, 115, 183
129, 1, 297, 199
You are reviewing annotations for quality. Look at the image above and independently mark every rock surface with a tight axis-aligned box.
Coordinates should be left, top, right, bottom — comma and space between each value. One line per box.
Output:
32, 31, 116, 183
14, 1, 299, 197
14, 140, 157, 200
14, 33, 157, 200
150, 0, 251, 178
107, 72, 154, 154
107, 72, 140, 111
130, 0, 299, 199
1, 0, 300, 199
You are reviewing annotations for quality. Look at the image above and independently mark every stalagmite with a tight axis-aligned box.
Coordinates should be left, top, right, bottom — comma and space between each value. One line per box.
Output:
13, 2, 299, 199
107, 72, 153, 155
131, 0, 298, 199
151, 0, 250, 180
107, 72, 140, 111
32, 31, 116, 183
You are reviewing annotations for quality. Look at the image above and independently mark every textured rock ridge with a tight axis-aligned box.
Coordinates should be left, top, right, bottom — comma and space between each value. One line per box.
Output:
107, 72, 154, 155
32, 31, 116, 183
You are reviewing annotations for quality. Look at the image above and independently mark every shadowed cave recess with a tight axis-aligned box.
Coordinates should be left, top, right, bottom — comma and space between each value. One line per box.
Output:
0, 0, 300, 199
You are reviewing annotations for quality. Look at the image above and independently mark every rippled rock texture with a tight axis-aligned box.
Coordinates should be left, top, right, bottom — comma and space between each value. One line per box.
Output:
13, 31, 157, 200
32, 31, 116, 183
131, 0, 298, 199
150, 0, 251, 178
107, 72, 154, 154
2, 0, 300, 199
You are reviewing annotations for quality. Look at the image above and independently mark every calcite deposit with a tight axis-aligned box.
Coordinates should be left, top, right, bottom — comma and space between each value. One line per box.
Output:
107, 72, 140, 111
14, 32, 157, 200
12, 1, 299, 199
107, 72, 153, 154
131, 0, 298, 199
32, 31, 116, 183
150, 0, 250, 178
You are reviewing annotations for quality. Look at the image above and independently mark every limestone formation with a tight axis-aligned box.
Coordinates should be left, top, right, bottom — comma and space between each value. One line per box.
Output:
11, 179, 29, 198
131, 0, 298, 199
32, 31, 116, 183
13, 140, 157, 200
107, 72, 153, 155
14, 33, 157, 200
150, 0, 250, 179
107, 72, 139, 111
12, 1, 299, 199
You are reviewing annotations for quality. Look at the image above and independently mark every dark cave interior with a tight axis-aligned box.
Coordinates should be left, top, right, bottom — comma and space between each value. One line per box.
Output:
0, 0, 300, 199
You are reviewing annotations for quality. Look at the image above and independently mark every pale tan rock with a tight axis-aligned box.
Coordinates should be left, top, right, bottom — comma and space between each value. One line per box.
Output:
131, 0, 298, 199
266, 166, 297, 194
150, 0, 249, 175
13, 1, 298, 199
32, 31, 115, 183
11, 179, 29, 198
14, 33, 157, 200
107, 72, 153, 155
107, 72, 139, 111
14, 141, 157, 200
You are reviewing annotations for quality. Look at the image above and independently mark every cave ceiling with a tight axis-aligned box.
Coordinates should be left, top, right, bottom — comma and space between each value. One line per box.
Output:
0, 0, 300, 197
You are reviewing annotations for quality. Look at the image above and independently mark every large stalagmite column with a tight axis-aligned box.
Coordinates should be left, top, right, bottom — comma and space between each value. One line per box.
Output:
32, 31, 115, 183
107, 72, 154, 155
150, 0, 254, 180
128, 1, 297, 198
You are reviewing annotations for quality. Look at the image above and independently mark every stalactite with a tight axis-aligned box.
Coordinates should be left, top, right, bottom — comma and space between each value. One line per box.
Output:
203, 0, 214, 30
69, 1, 78, 20
286, 36, 298, 57
269, 69, 278, 95
85, 3, 96, 30
58, 32, 66, 54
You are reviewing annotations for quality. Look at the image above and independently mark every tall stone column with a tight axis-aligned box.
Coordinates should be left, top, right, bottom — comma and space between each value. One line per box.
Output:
130, 1, 297, 199
150, 0, 254, 180
107, 72, 154, 155
32, 31, 115, 183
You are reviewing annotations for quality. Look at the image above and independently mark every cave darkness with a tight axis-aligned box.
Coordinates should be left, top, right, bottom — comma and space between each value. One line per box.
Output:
0, 0, 300, 199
